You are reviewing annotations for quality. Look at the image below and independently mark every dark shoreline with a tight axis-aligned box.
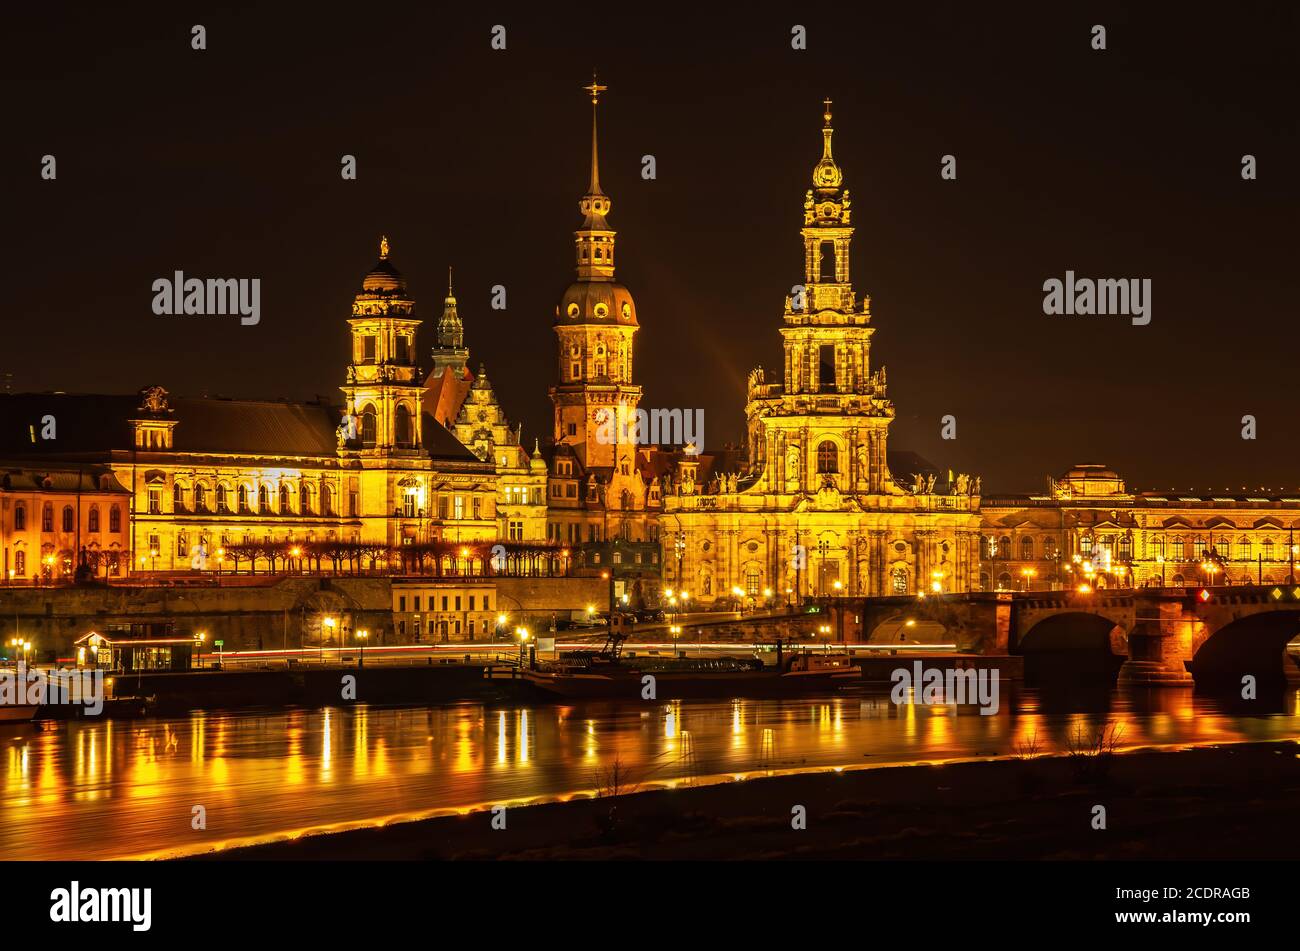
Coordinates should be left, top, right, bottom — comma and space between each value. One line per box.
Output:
192, 738, 1300, 861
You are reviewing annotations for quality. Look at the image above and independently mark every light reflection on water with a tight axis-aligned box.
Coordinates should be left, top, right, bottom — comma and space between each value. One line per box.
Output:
2, 687, 1298, 860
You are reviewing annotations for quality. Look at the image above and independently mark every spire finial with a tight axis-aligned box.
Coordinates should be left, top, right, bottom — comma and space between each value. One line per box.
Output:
823, 97, 833, 127
583, 69, 607, 105
447, 265, 454, 297
379, 235, 389, 259
582, 70, 607, 196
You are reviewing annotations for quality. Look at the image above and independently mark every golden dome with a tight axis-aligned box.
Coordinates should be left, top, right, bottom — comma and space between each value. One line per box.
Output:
360, 235, 407, 294
555, 281, 637, 326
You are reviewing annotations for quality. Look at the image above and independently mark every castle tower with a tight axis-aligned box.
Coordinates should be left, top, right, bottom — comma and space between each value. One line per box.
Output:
340, 236, 425, 454
430, 268, 469, 376
549, 75, 642, 470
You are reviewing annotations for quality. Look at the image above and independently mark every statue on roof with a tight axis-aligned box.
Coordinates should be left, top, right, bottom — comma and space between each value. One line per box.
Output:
137, 385, 170, 414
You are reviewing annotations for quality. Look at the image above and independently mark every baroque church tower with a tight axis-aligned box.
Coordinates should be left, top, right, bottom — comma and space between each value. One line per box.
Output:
341, 237, 424, 455
549, 76, 642, 471
664, 102, 982, 604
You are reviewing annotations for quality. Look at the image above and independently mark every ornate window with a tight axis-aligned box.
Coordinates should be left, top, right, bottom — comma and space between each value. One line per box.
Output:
109, 506, 121, 533
173, 483, 185, 511
13, 505, 24, 531
195, 483, 207, 512
42, 503, 53, 532
816, 441, 838, 473
62, 506, 74, 532
88, 506, 100, 533
395, 405, 413, 448
258, 484, 270, 511
280, 484, 292, 514
1020, 536, 1034, 560
891, 566, 908, 594
361, 406, 377, 447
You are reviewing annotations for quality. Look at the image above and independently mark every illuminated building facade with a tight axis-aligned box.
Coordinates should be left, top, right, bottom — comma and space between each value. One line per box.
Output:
980, 464, 1300, 590
543, 78, 661, 560
662, 102, 983, 605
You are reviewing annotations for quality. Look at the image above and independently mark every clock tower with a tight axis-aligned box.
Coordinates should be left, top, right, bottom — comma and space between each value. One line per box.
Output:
549, 76, 641, 471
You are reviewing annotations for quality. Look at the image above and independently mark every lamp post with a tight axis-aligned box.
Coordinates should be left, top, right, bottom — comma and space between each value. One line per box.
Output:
674, 534, 685, 588
1156, 554, 1166, 587
322, 616, 336, 664
195, 631, 206, 669
1019, 567, 1036, 592
817, 538, 830, 596
515, 626, 530, 668
670, 624, 682, 657
356, 629, 368, 667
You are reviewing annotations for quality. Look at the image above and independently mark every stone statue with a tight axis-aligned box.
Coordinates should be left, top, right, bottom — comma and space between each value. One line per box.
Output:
910, 472, 924, 494
137, 385, 170, 414
785, 445, 801, 492
924, 473, 936, 494
972, 476, 981, 495
857, 443, 870, 481
954, 473, 969, 495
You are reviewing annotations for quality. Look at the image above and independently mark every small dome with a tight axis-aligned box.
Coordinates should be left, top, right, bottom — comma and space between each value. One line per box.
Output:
362, 258, 406, 294
555, 281, 637, 326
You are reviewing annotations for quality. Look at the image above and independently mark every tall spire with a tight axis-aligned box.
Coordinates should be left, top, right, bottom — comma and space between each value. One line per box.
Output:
575, 72, 615, 280
583, 70, 608, 197
813, 97, 843, 190
432, 265, 467, 368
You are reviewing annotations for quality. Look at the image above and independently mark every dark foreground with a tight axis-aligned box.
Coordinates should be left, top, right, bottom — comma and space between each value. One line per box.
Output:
202, 739, 1300, 860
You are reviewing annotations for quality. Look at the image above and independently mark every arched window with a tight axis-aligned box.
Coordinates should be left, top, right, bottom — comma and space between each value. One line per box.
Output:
997, 572, 1012, 590
62, 506, 74, 532
279, 484, 292, 513
1170, 535, 1185, 562
361, 406, 377, 447
109, 506, 121, 533
819, 241, 835, 282
13, 505, 24, 531
1080, 534, 1093, 555
1263, 538, 1275, 561
301, 484, 314, 516
88, 506, 100, 533
322, 485, 334, 516
1043, 536, 1058, 558
1020, 536, 1034, 560
217, 484, 231, 513
237, 485, 249, 512
980, 535, 990, 560
1237, 537, 1252, 561
258, 484, 270, 511
42, 504, 53, 532
999, 536, 1011, 559
14, 549, 25, 575
395, 405, 413, 448
195, 483, 207, 512
1118, 535, 1132, 560
891, 566, 908, 594
173, 483, 185, 511
816, 441, 838, 473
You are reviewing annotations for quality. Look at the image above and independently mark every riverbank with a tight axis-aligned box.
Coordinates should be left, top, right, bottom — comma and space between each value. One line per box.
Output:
200, 738, 1300, 860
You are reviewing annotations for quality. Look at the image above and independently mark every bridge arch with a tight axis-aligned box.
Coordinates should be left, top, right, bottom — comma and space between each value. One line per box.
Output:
1017, 611, 1128, 684
1191, 610, 1300, 689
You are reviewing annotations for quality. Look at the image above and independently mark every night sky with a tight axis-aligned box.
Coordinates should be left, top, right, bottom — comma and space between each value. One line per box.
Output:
4, 3, 1297, 492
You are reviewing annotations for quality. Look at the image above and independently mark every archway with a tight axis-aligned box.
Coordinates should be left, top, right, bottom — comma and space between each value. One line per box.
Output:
1017, 611, 1127, 688
1192, 610, 1300, 692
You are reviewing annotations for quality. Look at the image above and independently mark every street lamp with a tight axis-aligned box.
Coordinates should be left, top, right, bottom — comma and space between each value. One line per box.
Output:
674, 534, 685, 587
322, 616, 337, 664
515, 626, 530, 667
931, 570, 947, 595
1019, 567, 1035, 592
195, 631, 206, 669
670, 624, 682, 657
1156, 554, 1166, 587
356, 629, 369, 667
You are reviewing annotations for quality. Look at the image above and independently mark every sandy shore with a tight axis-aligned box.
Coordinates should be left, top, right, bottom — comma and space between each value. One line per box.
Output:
198, 740, 1300, 860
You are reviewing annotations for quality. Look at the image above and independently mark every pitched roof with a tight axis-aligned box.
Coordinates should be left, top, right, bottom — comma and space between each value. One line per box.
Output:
0, 393, 480, 463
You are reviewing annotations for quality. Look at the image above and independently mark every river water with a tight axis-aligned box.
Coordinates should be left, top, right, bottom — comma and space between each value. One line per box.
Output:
3, 686, 1299, 860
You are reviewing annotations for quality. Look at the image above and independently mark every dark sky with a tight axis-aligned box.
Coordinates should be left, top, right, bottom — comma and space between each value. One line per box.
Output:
4, 3, 1297, 493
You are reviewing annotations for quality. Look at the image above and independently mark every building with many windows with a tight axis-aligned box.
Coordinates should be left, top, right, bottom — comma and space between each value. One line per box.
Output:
662, 101, 983, 606
979, 464, 1300, 590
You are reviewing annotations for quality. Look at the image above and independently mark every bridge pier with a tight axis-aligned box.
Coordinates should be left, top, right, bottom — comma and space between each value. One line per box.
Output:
1116, 617, 1193, 688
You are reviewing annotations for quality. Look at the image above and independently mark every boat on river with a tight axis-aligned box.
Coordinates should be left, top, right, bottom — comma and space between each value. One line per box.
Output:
494, 634, 862, 700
